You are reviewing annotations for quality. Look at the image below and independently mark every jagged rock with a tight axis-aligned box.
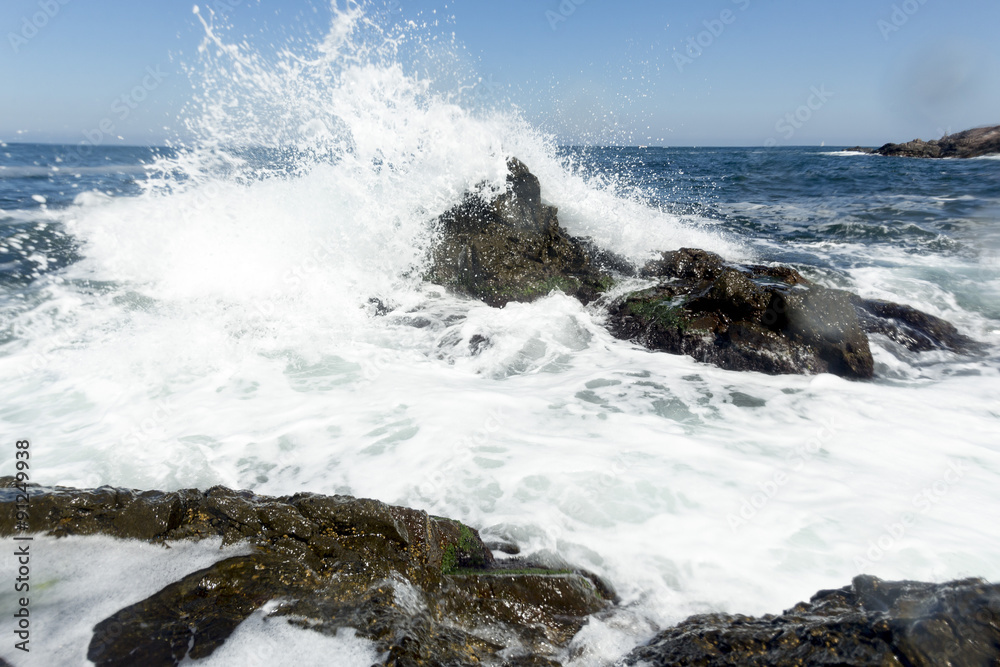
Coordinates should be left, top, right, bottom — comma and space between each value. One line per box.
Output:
608, 248, 875, 379
620, 575, 1000, 666
429, 160, 981, 379
872, 124, 1000, 159
4, 480, 997, 665
0, 478, 610, 666
428, 157, 616, 307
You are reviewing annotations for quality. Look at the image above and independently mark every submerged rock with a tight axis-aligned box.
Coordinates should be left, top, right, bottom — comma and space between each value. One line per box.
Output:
867, 124, 1000, 159
621, 574, 1000, 666
0, 478, 610, 666
853, 296, 982, 354
428, 159, 981, 379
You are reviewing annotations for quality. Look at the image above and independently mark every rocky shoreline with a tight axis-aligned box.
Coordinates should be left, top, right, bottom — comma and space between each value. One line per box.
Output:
423, 158, 979, 380
0, 478, 611, 666
2, 159, 994, 665
847, 123, 1000, 159
2, 478, 998, 665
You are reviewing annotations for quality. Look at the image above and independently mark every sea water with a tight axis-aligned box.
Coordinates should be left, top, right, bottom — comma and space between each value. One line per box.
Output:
1, 3, 999, 665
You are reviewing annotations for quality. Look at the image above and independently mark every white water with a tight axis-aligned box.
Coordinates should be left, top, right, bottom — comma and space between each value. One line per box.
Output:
1, 3, 999, 665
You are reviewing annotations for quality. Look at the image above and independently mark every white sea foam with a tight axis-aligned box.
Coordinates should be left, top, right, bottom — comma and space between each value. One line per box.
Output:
0, 2, 998, 662
191, 613, 379, 667
822, 150, 874, 156
0, 536, 251, 665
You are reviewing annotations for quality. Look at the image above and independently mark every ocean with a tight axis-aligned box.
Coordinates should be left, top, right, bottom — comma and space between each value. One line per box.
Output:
1, 6, 999, 665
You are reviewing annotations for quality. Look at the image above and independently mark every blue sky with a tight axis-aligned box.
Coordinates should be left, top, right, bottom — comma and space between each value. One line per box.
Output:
1, 0, 998, 146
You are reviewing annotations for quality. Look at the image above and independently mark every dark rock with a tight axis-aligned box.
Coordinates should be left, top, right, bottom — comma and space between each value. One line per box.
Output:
469, 333, 492, 355
430, 160, 981, 380
367, 297, 392, 316
845, 146, 874, 154
0, 478, 610, 666
853, 296, 983, 354
428, 158, 624, 307
874, 124, 1000, 159
609, 248, 875, 379
620, 575, 1000, 667
640, 247, 725, 282
88, 553, 311, 667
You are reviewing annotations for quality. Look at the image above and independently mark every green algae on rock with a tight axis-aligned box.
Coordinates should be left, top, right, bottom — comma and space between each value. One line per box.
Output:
426, 160, 980, 380
0, 478, 610, 666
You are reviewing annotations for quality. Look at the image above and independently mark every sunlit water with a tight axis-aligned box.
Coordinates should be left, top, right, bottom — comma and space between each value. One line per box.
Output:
1, 3, 999, 665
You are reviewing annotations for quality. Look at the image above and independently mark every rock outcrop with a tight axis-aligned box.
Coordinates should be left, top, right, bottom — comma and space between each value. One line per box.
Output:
3, 481, 997, 665
622, 574, 1000, 666
428, 158, 616, 307
849, 124, 1000, 159
0, 478, 610, 666
427, 159, 980, 379
607, 248, 875, 378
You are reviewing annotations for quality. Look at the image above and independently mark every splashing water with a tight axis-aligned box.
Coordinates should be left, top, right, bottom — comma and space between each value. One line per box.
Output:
1, 2, 999, 665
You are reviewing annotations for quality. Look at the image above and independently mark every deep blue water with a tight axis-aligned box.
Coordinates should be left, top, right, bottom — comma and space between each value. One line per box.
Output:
563, 145, 1000, 267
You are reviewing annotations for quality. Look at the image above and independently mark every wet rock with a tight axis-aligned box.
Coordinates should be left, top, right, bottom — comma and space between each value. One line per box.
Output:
428, 157, 620, 307
469, 333, 492, 355
873, 124, 1000, 159
608, 248, 875, 379
853, 297, 982, 354
88, 553, 312, 667
0, 478, 610, 666
620, 575, 1000, 666
844, 146, 874, 154
431, 160, 981, 380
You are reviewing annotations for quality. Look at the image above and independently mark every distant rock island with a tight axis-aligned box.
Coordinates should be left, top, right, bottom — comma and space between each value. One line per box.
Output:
848, 124, 1000, 158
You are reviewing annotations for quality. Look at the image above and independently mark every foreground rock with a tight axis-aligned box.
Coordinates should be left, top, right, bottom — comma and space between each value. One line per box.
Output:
622, 574, 1000, 666
848, 124, 1000, 159
0, 478, 611, 666
428, 160, 980, 379
3, 481, 997, 665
